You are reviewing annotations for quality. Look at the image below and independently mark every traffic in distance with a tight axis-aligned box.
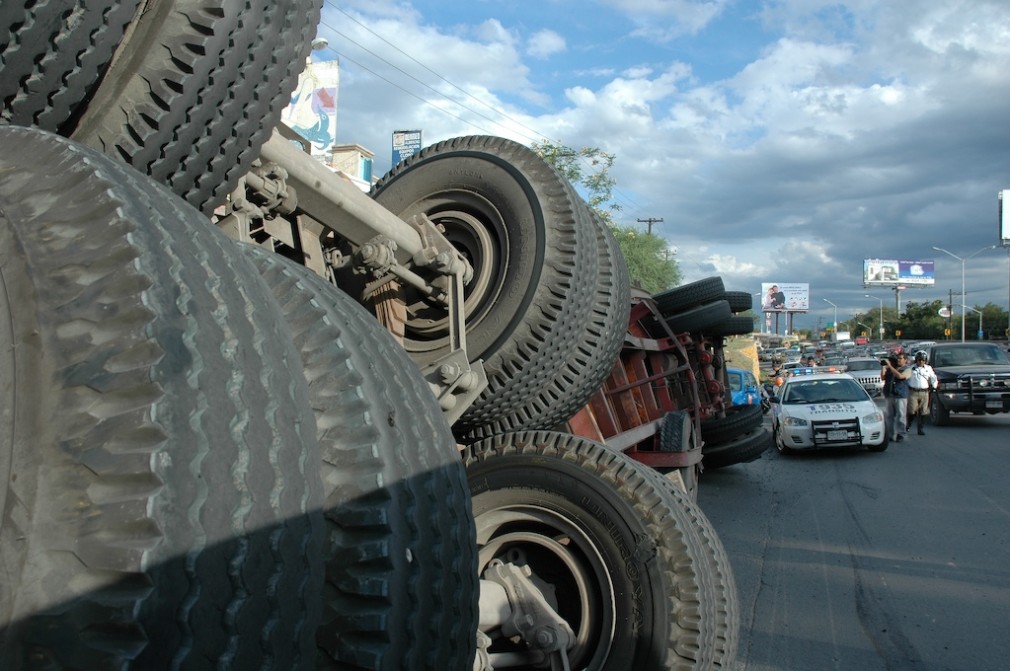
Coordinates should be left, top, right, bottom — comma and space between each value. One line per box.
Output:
758, 339, 1010, 428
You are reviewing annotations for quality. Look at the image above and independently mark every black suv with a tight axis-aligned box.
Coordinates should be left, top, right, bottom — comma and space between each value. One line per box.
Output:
926, 343, 1010, 425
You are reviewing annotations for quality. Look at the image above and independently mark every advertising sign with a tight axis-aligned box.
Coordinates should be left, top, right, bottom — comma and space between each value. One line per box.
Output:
282, 58, 340, 157
761, 282, 809, 312
1000, 189, 1010, 246
392, 130, 422, 166
863, 258, 935, 287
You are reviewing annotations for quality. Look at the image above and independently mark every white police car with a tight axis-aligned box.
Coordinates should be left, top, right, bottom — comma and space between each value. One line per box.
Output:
770, 368, 887, 454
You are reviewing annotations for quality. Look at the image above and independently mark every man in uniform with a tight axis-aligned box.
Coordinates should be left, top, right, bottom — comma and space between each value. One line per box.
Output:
906, 350, 938, 435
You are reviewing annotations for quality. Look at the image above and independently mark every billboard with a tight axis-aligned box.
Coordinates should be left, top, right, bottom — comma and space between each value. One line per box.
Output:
392, 130, 422, 166
863, 258, 935, 287
282, 58, 340, 157
1000, 189, 1010, 246
761, 282, 809, 312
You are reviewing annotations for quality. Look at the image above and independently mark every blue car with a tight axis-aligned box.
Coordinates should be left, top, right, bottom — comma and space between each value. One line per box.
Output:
726, 367, 762, 407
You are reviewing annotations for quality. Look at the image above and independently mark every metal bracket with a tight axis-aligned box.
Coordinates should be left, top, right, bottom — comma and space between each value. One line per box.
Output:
482, 560, 575, 671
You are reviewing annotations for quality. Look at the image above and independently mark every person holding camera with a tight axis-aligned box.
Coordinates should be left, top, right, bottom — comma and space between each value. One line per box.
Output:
881, 352, 911, 442
906, 350, 938, 435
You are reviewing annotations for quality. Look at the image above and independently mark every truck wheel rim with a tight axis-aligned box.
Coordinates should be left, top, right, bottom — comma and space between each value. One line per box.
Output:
475, 505, 616, 668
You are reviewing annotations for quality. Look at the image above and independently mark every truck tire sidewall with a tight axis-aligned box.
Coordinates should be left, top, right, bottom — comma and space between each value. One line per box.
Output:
465, 431, 722, 670
653, 277, 725, 316
658, 410, 699, 499
665, 300, 733, 335
929, 395, 950, 426
701, 403, 764, 446
2, 0, 322, 214
238, 244, 478, 670
0, 127, 325, 667
370, 137, 601, 438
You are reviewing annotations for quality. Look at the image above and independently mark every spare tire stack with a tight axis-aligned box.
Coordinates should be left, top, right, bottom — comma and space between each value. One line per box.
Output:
650, 278, 772, 469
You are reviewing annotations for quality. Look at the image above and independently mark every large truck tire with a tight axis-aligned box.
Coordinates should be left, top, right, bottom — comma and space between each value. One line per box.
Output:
653, 277, 726, 317
1, 0, 322, 214
664, 299, 734, 335
465, 431, 730, 670
238, 243, 479, 671
700, 403, 764, 445
703, 426, 771, 470
657, 410, 700, 499
639, 466, 740, 669
465, 203, 632, 440
0, 127, 325, 668
708, 315, 756, 337
369, 136, 601, 438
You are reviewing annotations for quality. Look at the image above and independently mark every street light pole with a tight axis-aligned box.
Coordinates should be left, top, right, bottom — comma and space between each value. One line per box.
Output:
864, 294, 884, 340
823, 298, 838, 339
933, 245, 996, 342
962, 305, 983, 340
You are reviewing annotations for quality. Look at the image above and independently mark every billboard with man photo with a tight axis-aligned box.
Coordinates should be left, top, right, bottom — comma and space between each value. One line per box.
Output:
761, 282, 809, 312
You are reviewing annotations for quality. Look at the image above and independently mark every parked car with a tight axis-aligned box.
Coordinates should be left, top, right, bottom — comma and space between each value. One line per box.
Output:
726, 367, 762, 407
769, 370, 888, 454
843, 357, 884, 397
821, 355, 848, 371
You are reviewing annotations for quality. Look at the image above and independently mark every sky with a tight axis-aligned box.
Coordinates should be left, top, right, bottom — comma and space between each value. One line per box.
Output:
311, 0, 1010, 334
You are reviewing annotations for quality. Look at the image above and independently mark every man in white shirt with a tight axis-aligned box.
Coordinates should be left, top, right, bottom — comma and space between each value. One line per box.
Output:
907, 350, 938, 435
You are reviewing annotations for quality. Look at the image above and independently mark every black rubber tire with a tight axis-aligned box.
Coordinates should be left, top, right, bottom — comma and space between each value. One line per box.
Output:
1, 0, 322, 214
465, 431, 727, 670
0, 1, 140, 130
665, 300, 733, 335
929, 397, 951, 426
0, 127, 324, 668
657, 410, 700, 500
638, 467, 739, 669
708, 315, 756, 337
723, 291, 753, 313
703, 427, 771, 470
573, 206, 632, 418
459, 194, 630, 441
773, 425, 793, 455
653, 277, 725, 317
237, 244, 479, 671
369, 136, 599, 438
700, 403, 764, 446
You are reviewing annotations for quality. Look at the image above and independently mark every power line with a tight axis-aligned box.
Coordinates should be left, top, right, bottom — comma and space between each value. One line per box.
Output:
326, 3, 550, 145
316, 3, 647, 217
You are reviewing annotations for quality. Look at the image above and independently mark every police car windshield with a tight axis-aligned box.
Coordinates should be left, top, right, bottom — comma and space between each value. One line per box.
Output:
930, 345, 1010, 367
783, 379, 867, 404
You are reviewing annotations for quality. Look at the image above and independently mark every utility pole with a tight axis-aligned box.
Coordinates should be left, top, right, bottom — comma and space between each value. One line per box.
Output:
637, 217, 663, 234
948, 289, 953, 338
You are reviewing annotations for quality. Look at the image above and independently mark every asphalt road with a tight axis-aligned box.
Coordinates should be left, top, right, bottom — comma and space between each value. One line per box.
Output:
698, 407, 1010, 671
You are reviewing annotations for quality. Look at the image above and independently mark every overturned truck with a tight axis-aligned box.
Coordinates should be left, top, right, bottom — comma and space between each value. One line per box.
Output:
1, 2, 740, 669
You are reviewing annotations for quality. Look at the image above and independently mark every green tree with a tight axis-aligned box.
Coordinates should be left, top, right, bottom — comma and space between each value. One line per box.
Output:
897, 300, 947, 339
853, 306, 899, 341
532, 141, 620, 225
978, 302, 1009, 339
609, 226, 681, 293
532, 140, 680, 293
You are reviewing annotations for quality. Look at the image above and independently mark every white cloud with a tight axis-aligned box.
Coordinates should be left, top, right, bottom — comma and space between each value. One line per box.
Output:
527, 29, 566, 58
600, 0, 727, 37
318, 0, 1010, 317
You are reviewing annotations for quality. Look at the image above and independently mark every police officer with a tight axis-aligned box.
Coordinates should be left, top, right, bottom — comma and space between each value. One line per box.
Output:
907, 350, 938, 435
